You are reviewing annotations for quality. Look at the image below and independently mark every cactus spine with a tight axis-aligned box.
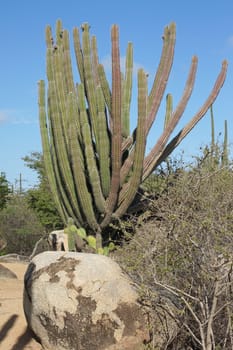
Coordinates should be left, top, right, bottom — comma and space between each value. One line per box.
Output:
39, 20, 227, 242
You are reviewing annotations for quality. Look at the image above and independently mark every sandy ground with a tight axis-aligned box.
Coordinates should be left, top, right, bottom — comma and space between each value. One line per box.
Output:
0, 262, 42, 350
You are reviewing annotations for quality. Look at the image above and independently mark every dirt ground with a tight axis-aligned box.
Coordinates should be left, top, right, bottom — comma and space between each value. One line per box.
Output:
0, 262, 42, 350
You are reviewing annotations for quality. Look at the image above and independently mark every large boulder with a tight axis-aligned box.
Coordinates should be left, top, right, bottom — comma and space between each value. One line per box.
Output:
23, 251, 149, 350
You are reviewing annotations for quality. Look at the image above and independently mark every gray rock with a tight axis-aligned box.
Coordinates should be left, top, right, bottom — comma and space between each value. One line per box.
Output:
23, 251, 149, 350
0, 263, 17, 279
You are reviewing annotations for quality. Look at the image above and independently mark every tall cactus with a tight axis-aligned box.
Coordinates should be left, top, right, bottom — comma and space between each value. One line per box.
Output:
209, 104, 229, 168
222, 119, 229, 166
39, 20, 227, 242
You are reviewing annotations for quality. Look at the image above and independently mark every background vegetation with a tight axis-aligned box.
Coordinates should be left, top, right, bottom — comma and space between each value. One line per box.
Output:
0, 153, 61, 255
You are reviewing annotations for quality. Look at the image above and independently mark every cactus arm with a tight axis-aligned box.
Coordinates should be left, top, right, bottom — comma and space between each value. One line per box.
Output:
53, 47, 71, 149
55, 19, 63, 46
142, 55, 198, 180
91, 34, 111, 195
119, 23, 176, 185
45, 25, 54, 78
122, 42, 133, 138
63, 29, 76, 94
55, 20, 76, 95
97, 63, 112, 124
73, 27, 85, 84
100, 24, 122, 228
118, 43, 142, 183
50, 22, 75, 148
68, 93, 100, 231
115, 69, 147, 216
81, 23, 99, 151
96, 86, 111, 197
143, 60, 228, 181
146, 22, 176, 135
126, 91, 171, 193
210, 104, 215, 158
120, 155, 134, 186
91, 36, 100, 85
50, 141, 79, 223
164, 93, 173, 129
55, 29, 79, 146
120, 136, 135, 186
222, 119, 228, 166
122, 136, 133, 152
77, 84, 106, 213
38, 80, 67, 223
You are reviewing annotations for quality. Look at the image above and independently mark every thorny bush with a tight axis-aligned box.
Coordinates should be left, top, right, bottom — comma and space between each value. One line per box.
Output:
115, 150, 233, 349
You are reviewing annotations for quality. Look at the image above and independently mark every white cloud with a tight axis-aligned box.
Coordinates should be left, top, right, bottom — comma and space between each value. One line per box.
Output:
11, 118, 38, 125
0, 109, 38, 125
0, 110, 11, 124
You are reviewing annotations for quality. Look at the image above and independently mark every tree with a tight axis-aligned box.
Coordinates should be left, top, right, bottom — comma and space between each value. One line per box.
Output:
0, 193, 46, 255
23, 152, 63, 231
23, 152, 44, 180
0, 172, 10, 210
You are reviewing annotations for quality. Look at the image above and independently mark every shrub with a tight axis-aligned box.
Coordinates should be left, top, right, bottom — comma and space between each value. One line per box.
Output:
23, 152, 63, 231
0, 194, 48, 256
114, 150, 233, 349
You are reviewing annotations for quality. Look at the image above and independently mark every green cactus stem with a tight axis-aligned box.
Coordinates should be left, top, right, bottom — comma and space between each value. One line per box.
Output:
164, 94, 173, 130
210, 104, 216, 162
115, 69, 147, 217
122, 42, 133, 138
222, 119, 229, 166
100, 24, 122, 228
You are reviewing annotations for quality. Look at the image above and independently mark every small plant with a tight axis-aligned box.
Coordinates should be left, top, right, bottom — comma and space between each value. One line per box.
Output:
64, 218, 115, 255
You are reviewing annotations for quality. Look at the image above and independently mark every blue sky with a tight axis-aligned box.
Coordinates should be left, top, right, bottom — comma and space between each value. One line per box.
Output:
0, 0, 233, 189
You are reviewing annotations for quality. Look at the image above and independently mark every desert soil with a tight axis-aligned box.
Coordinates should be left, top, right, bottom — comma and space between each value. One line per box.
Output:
0, 262, 42, 350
